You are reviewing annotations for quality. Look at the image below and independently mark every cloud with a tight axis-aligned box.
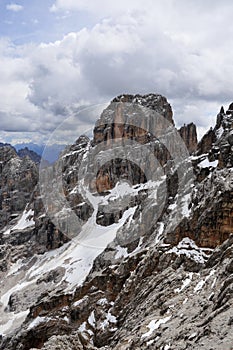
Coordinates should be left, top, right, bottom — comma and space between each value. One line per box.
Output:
49, 0, 141, 13
1, 1, 233, 144
6, 3, 24, 12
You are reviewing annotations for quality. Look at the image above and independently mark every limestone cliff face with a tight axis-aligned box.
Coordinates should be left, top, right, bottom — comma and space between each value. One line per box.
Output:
112, 94, 174, 125
0, 136, 92, 268
165, 170, 233, 248
93, 94, 183, 194
198, 104, 233, 168
179, 122, 197, 154
197, 128, 217, 155
166, 105, 233, 249
27, 135, 93, 252
93, 94, 174, 146
0, 146, 38, 230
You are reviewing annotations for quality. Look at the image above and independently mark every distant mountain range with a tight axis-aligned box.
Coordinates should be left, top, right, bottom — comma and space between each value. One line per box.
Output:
0, 142, 65, 165
0, 143, 44, 165
14, 143, 44, 156
0, 142, 13, 148
14, 142, 66, 163
17, 147, 43, 165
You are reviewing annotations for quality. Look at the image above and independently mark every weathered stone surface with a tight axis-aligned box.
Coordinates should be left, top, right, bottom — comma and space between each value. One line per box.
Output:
112, 94, 174, 125
92, 94, 183, 193
179, 122, 197, 154
198, 104, 233, 168
93, 94, 174, 146
17, 147, 41, 165
3, 237, 233, 350
0, 146, 38, 230
197, 128, 217, 155
166, 172, 233, 248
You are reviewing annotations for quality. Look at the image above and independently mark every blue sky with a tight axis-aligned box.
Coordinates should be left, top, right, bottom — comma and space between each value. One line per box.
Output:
0, 0, 233, 145
0, 0, 94, 44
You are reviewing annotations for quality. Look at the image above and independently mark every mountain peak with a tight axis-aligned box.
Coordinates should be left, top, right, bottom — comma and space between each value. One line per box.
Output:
17, 147, 41, 164
112, 93, 174, 125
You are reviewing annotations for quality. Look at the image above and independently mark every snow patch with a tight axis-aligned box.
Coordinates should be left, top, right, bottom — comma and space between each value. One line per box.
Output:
155, 222, 164, 244
25, 206, 136, 292
6, 259, 23, 277
181, 193, 192, 217
131, 236, 144, 254
146, 339, 155, 346
199, 158, 218, 168
189, 332, 197, 340
164, 345, 171, 350
194, 270, 216, 293
168, 203, 177, 210
141, 316, 171, 339
88, 311, 96, 327
100, 310, 117, 330
78, 321, 87, 333
28, 316, 51, 330
115, 245, 128, 259
216, 126, 224, 138
194, 279, 205, 293
63, 316, 69, 323
4, 208, 34, 235
97, 298, 108, 306
0, 186, 138, 336
73, 296, 89, 307
174, 273, 193, 293
211, 277, 217, 288
0, 310, 28, 336
167, 238, 208, 264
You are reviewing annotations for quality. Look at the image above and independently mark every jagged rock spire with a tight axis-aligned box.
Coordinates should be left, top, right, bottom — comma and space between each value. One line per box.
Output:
220, 106, 225, 114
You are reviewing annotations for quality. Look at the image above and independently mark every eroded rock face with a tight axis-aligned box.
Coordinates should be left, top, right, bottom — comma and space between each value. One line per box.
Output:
93, 94, 174, 146
0, 147, 38, 230
3, 237, 233, 350
179, 122, 197, 154
198, 104, 233, 168
93, 94, 186, 194
17, 147, 41, 165
197, 128, 216, 155
111, 93, 174, 124
166, 106, 233, 249
165, 172, 233, 248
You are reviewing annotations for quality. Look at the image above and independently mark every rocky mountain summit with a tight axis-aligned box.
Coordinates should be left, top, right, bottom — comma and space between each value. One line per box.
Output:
17, 148, 42, 165
0, 94, 232, 350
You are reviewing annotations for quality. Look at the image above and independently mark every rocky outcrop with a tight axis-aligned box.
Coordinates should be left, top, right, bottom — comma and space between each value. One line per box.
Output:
166, 105, 233, 248
17, 147, 41, 164
197, 128, 216, 155
197, 104, 233, 168
93, 94, 185, 193
3, 235, 233, 350
179, 122, 197, 154
166, 170, 233, 248
93, 94, 175, 147
0, 146, 38, 230
112, 94, 174, 125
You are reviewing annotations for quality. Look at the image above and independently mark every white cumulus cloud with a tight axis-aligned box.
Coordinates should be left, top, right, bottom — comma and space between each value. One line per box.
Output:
6, 3, 24, 12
